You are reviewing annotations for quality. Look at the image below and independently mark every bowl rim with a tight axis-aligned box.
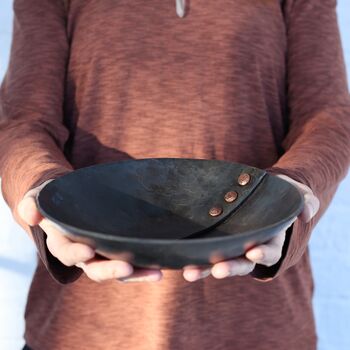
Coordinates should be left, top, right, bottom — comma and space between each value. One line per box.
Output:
36, 158, 304, 246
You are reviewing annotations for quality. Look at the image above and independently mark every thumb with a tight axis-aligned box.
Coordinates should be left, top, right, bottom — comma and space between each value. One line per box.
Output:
276, 174, 320, 223
17, 179, 53, 226
17, 195, 43, 226
300, 192, 320, 223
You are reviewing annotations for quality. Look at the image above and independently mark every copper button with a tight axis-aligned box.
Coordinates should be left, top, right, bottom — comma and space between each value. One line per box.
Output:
224, 191, 238, 203
209, 206, 223, 217
238, 173, 251, 186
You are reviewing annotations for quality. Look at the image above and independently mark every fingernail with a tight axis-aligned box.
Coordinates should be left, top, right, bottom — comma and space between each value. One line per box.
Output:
116, 265, 134, 279
185, 268, 211, 282
81, 248, 95, 261
246, 249, 264, 261
211, 266, 231, 279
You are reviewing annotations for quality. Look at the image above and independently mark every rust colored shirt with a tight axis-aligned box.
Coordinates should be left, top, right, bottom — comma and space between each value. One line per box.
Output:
1, 1, 350, 349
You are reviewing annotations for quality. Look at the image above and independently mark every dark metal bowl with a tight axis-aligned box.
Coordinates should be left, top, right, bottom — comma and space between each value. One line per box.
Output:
36, 158, 303, 268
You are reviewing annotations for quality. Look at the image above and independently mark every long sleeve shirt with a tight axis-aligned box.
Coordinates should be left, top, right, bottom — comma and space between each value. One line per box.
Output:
0, 0, 349, 349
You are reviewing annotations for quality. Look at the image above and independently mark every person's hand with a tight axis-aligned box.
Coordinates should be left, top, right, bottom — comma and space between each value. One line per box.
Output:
17, 180, 163, 283
183, 174, 320, 282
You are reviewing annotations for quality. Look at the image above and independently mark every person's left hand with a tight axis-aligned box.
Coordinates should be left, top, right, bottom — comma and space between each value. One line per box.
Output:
182, 174, 320, 282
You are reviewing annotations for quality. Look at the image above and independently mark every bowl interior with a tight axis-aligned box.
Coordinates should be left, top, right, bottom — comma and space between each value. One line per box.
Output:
37, 159, 302, 240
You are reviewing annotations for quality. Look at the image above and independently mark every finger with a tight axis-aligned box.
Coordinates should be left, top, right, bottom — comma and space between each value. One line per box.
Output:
211, 258, 255, 279
17, 179, 54, 226
276, 174, 319, 223
40, 218, 95, 266
183, 266, 211, 282
76, 259, 134, 283
245, 217, 295, 266
17, 195, 43, 226
245, 231, 286, 266
117, 268, 163, 283
300, 192, 320, 223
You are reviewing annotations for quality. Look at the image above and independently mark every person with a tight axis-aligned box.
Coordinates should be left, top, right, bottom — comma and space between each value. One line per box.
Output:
0, 0, 349, 349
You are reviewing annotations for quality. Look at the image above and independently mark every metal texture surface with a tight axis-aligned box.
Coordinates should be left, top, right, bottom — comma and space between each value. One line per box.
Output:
37, 158, 303, 268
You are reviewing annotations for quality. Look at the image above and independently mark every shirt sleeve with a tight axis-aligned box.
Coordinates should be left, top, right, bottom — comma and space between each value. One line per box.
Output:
0, 0, 82, 283
252, 0, 350, 280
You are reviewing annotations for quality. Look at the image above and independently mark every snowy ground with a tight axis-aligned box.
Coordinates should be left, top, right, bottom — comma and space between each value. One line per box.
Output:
0, 1, 349, 349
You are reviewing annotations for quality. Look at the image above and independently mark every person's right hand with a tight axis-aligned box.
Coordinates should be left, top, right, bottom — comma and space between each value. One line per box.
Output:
17, 180, 163, 283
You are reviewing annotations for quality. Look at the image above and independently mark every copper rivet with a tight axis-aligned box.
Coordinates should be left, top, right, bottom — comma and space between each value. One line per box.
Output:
224, 191, 238, 203
209, 206, 223, 217
238, 173, 251, 186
